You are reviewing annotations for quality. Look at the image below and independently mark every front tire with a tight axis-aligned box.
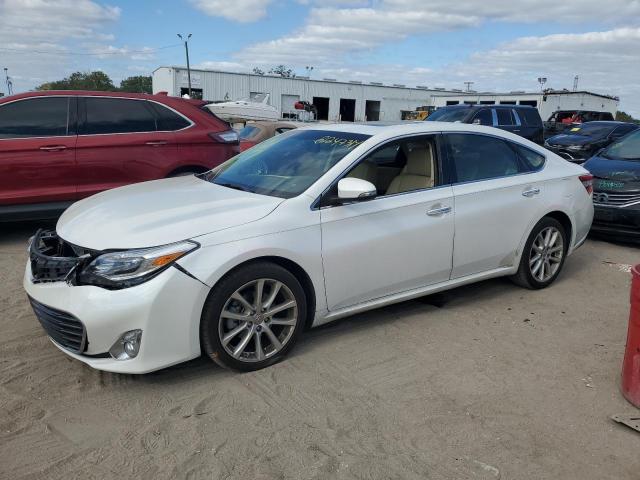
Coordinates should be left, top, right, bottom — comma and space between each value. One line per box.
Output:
200, 262, 306, 371
511, 217, 567, 289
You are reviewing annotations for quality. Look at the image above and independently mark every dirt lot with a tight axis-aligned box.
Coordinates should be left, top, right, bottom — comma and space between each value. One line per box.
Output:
1, 222, 639, 480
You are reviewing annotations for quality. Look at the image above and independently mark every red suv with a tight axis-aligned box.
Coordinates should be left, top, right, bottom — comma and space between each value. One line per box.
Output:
0, 91, 239, 221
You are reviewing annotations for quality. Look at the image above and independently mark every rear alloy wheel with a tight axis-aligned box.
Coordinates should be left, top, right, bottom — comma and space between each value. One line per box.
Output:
511, 217, 567, 289
201, 262, 306, 371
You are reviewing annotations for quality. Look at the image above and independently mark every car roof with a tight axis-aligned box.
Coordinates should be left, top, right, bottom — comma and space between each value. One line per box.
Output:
580, 121, 634, 126
0, 90, 207, 107
299, 121, 536, 140
438, 104, 534, 110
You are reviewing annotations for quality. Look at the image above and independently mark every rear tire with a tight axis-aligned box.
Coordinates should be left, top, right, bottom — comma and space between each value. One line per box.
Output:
200, 262, 306, 372
510, 217, 567, 289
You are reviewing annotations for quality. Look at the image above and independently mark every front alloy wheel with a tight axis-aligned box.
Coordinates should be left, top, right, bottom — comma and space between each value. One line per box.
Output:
201, 262, 306, 371
219, 279, 298, 362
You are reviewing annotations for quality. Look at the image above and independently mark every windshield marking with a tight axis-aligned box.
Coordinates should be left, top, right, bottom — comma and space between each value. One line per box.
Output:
313, 135, 366, 150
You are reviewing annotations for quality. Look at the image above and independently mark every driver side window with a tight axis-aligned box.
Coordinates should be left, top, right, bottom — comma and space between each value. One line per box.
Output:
344, 135, 439, 197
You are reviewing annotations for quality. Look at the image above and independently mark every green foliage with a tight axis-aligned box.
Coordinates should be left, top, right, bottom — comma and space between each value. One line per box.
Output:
252, 67, 265, 76
36, 71, 152, 94
615, 111, 640, 124
268, 65, 295, 78
119, 75, 152, 93
36, 71, 116, 91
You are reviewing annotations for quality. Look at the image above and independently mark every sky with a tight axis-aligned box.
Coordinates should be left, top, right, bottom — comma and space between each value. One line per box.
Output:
1, 0, 639, 115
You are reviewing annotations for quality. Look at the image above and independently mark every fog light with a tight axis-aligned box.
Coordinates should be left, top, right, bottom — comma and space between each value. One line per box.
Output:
109, 329, 142, 360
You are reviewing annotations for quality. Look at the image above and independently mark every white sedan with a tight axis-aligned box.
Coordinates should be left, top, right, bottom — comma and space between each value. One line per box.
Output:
24, 122, 594, 373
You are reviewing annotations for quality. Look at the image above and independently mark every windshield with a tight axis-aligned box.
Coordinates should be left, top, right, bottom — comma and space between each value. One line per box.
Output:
202, 130, 371, 198
426, 108, 470, 123
602, 130, 640, 161
567, 123, 615, 138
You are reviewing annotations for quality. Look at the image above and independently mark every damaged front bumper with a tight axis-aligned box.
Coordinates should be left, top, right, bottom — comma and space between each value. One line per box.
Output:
24, 230, 210, 373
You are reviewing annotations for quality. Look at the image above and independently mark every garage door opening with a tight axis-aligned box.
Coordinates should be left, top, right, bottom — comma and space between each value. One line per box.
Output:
519, 100, 538, 107
313, 97, 329, 120
339, 98, 356, 122
180, 88, 203, 100
281, 94, 300, 119
365, 100, 380, 121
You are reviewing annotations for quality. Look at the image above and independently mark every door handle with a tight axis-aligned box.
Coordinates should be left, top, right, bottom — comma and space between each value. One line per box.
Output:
522, 187, 540, 197
427, 206, 452, 216
39, 145, 67, 151
145, 140, 168, 146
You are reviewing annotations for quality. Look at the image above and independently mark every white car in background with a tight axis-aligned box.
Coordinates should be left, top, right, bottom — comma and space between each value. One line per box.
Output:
24, 122, 594, 373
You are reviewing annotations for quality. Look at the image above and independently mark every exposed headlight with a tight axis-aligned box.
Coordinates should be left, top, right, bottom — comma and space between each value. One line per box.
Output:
77, 240, 198, 289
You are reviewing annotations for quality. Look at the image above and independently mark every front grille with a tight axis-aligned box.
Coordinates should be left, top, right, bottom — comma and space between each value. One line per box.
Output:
593, 191, 640, 207
29, 230, 93, 283
28, 297, 87, 353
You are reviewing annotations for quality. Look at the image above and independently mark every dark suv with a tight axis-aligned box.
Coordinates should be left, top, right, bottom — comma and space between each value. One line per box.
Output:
0, 91, 239, 221
426, 105, 543, 143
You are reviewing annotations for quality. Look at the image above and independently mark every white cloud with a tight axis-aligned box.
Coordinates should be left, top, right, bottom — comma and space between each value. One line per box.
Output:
0, 0, 121, 91
189, 0, 273, 23
313, 27, 640, 115
236, 0, 640, 65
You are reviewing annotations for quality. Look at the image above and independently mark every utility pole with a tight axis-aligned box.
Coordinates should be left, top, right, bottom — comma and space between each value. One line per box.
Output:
464, 81, 474, 92
177, 33, 192, 97
573, 75, 579, 91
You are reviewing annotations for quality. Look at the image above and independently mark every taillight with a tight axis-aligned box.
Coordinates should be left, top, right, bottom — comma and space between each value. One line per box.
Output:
579, 174, 593, 195
209, 130, 239, 145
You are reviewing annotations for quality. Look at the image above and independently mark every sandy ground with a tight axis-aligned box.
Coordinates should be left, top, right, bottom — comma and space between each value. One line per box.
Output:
1, 222, 640, 480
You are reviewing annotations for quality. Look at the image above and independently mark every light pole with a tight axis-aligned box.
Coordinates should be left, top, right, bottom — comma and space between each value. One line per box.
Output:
537, 77, 547, 92
4, 68, 13, 96
177, 34, 192, 97
464, 81, 474, 92
304, 66, 314, 120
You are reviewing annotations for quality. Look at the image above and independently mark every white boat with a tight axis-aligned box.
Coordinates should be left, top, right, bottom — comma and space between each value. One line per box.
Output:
204, 93, 280, 122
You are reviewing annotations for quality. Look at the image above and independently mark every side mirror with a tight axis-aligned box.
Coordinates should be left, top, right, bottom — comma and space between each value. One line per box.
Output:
337, 178, 377, 201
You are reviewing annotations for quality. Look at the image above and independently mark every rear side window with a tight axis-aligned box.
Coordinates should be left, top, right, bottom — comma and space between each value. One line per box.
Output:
472, 109, 493, 126
149, 102, 191, 131
510, 143, 545, 171
0, 97, 69, 138
83, 98, 156, 135
519, 109, 542, 127
239, 125, 261, 140
495, 109, 515, 126
445, 133, 522, 182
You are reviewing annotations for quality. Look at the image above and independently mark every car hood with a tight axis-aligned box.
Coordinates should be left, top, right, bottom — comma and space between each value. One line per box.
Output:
546, 134, 596, 147
583, 156, 640, 182
57, 176, 284, 250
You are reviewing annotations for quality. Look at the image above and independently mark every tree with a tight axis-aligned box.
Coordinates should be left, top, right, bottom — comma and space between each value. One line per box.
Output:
119, 75, 152, 93
268, 65, 295, 78
616, 111, 640, 124
36, 71, 116, 91
252, 67, 265, 76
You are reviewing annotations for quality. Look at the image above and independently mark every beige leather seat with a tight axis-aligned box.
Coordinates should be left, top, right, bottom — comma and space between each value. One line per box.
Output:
347, 161, 378, 186
385, 143, 434, 195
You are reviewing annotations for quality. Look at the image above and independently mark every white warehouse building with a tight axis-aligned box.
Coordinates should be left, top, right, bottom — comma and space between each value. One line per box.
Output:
152, 66, 457, 122
152, 66, 619, 122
